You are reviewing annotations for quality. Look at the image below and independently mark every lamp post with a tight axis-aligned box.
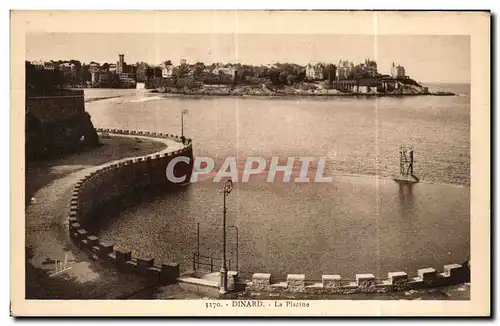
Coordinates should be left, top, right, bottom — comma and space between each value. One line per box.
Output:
181, 108, 188, 142
227, 225, 239, 272
219, 179, 233, 294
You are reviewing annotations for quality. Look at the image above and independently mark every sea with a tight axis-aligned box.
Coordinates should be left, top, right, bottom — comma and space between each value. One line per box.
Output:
84, 83, 470, 280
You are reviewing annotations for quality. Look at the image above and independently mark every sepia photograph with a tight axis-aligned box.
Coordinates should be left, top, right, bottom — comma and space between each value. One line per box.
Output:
10, 10, 490, 317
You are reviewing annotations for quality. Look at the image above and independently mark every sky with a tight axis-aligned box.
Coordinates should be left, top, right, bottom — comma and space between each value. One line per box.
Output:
26, 33, 470, 83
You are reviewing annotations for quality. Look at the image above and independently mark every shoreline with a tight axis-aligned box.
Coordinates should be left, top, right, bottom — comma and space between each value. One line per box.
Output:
84, 95, 123, 102
150, 90, 456, 98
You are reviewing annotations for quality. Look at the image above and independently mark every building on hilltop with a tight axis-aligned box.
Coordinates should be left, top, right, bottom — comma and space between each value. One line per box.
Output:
306, 63, 325, 80
348, 59, 378, 79
362, 58, 378, 77
43, 61, 56, 71
59, 62, 76, 71
113, 54, 137, 87
117, 54, 125, 74
213, 64, 237, 80
161, 61, 174, 78
115, 54, 137, 75
391, 62, 406, 78
89, 62, 100, 73
336, 60, 354, 80
59, 62, 78, 81
31, 60, 45, 69
323, 64, 337, 82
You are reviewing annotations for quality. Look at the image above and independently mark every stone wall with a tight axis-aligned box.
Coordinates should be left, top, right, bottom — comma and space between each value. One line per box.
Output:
26, 89, 99, 159
68, 129, 193, 284
27, 89, 85, 122
246, 264, 470, 294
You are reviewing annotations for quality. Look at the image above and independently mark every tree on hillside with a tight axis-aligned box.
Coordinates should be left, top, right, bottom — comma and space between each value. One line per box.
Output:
80, 64, 91, 84
135, 62, 149, 82
193, 62, 205, 78
174, 63, 189, 79
69, 60, 82, 69
25, 62, 66, 91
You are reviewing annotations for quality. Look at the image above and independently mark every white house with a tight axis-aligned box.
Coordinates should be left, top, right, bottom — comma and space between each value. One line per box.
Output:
31, 60, 45, 69
161, 63, 174, 78
213, 65, 236, 80
391, 62, 406, 78
306, 63, 324, 80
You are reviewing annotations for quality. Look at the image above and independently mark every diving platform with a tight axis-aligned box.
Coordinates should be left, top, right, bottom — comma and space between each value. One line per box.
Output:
393, 174, 420, 184
394, 145, 420, 184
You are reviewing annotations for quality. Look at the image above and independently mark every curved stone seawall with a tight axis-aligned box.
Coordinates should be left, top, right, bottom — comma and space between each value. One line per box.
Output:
68, 128, 193, 285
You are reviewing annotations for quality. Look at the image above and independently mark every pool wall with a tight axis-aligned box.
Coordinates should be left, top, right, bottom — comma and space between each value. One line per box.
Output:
68, 128, 193, 285
66, 129, 470, 293
246, 265, 470, 294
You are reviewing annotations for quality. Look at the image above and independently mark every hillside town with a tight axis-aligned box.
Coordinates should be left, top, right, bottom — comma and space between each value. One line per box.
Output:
26, 54, 448, 96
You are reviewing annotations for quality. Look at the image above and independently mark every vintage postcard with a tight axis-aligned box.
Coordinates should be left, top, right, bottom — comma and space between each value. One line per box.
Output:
10, 10, 490, 316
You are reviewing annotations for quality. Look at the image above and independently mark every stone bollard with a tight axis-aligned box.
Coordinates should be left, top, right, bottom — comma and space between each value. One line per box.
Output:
76, 229, 88, 241
68, 211, 78, 223
418, 268, 437, 283
97, 242, 114, 259
444, 264, 464, 279
251, 273, 271, 292
287, 274, 306, 293
115, 248, 132, 269
322, 275, 341, 290
69, 204, 79, 215
86, 235, 99, 247
356, 274, 376, 293
69, 222, 81, 232
388, 271, 408, 291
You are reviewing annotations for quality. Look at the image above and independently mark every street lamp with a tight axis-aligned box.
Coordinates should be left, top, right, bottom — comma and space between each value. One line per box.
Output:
227, 225, 239, 272
181, 108, 188, 143
219, 179, 233, 294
